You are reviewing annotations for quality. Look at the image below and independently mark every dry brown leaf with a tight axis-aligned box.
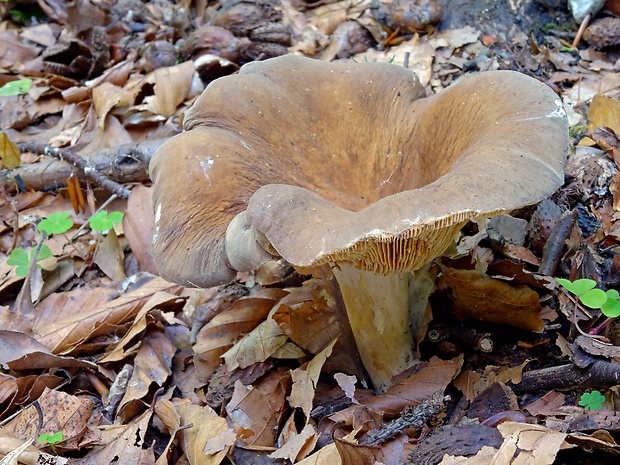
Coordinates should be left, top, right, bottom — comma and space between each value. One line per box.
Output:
330, 356, 462, 423
19, 24, 57, 47
92, 229, 125, 281
73, 408, 153, 465
495, 422, 568, 465
99, 291, 183, 364
0, 330, 96, 371
588, 94, 620, 133
225, 369, 288, 447
0, 30, 40, 69
524, 391, 566, 416
123, 185, 157, 274
4, 387, 94, 450
350, 34, 435, 87
438, 446, 499, 464
193, 289, 287, 382
176, 399, 233, 465
453, 370, 482, 402
438, 267, 544, 332
147, 61, 195, 116
222, 317, 287, 371
0, 132, 20, 169
34, 275, 181, 354
289, 338, 338, 420
270, 424, 318, 462
0, 431, 41, 465
117, 330, 176, 418
92, 82, 124, 128
272, 280, 341, 354
334, 373, 359, 405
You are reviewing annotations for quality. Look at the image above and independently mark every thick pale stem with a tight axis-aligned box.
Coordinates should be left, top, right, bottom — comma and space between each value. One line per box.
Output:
332, 263, 421, 393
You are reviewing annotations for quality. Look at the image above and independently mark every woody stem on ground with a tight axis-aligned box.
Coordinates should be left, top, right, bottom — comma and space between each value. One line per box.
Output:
16, 142, 131, 199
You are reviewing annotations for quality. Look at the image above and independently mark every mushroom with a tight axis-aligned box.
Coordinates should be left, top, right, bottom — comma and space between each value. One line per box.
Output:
149, 55, 569, 392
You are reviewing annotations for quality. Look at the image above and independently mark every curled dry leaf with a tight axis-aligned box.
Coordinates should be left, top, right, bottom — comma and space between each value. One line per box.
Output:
289, 338, 338, 420
193, 288, 287, 382
438, 267, 544, 332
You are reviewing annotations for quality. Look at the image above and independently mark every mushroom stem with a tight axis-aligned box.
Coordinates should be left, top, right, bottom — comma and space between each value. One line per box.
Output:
332, 262, 431, 393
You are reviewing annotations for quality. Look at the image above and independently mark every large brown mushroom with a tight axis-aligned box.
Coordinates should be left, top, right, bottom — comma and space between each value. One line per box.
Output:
149, 55, 569, 392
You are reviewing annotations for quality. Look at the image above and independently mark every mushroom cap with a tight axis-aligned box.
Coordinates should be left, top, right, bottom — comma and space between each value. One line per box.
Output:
149, 55, 568, 288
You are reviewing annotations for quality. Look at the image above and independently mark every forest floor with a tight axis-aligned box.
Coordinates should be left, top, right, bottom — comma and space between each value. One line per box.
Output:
2, 0, 620, 464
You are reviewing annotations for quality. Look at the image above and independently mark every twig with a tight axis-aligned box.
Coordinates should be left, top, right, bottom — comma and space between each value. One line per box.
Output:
360, 392, 448, 446
16, 142, 132, 199
572, 13, 591, 48
70, 193, 119, 242
538, 210, 578, 276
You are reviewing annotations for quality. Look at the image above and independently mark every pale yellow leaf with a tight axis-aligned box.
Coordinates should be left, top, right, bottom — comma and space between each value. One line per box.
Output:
288, 338, 337, 419
0, 132, 20, 169
588, 94, 620, 133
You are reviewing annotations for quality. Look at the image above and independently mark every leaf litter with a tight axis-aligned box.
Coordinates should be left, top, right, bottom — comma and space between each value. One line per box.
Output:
2, 0, 620, 464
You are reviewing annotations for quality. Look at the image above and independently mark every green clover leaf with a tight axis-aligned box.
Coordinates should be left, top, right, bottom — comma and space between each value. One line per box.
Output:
556, 278, 608, 309
602, 292, 620, 318
90, 211, 124, 232
38, 211, 73, 235
7, 245, 52, 277
578, 390, 605, 411
38, 431, 63, 444
0, 78, 32, 97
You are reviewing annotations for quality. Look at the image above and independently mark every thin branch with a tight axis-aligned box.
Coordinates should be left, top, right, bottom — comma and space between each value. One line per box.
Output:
16, 142, 132, 199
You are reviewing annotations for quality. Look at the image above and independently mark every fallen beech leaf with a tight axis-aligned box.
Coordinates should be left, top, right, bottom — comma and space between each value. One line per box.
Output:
93, 229, 125, 281
92, 82, 123, 128
524, 391, 566, 416
438, 267, 544, 332
177, 400, 232, 465
269, 424, 318, 462
117, 330, 176, 418
0, 330, 96, 371
453, 370, 483, 402
496, 422, 568, 464
334, 373, 359, 405
99, 291, 183, 364
34, 275, 181, 354
4, 387, 94, 451
0, 132, 20, 169
438, 445, 499, 464
75, 408, 152, 465
289, 338, 338, 419
193, 289, 287, 382
329, 356, 462, 423
225, 369, 288, 447
272, 279, 341, 354
588, 94, 620, 133
222, 317, 287, 371
147, 61, 195, 116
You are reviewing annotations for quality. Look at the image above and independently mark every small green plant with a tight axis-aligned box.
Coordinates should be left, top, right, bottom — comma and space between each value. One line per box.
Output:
6, 245, 52, 277
556, 278, 620, 318
90, 210, 123, 232
8, 209, 124, 278
578, 390, 605, 411
0, 78, 32, 97
38, 211, 73, 236
37, 431, 63, 445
